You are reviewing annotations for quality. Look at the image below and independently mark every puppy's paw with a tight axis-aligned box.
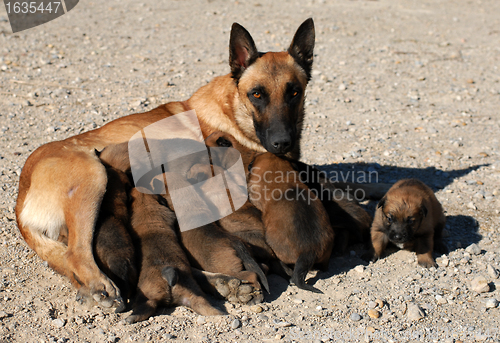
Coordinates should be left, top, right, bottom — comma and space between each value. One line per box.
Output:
361, 251, 379, 263
417, 255, 437, 268
214, 276, 263, 305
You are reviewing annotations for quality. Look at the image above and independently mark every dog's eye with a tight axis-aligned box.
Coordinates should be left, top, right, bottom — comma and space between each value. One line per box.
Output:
252, 92, 261, 99
407, 217, 414, 225
386, 215, 393, 223
292, 91, 298, 97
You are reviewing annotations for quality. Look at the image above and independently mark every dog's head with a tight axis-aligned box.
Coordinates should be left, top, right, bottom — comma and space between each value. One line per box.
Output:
376, 194, 428, 244
229, 19, 315, 155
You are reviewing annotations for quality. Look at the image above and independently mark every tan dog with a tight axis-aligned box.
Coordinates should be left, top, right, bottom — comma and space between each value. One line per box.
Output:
366, 179, 447, 268
16, 19, 388, 306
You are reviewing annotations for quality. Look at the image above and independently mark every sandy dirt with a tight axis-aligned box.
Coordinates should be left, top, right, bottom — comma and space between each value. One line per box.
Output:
1, 0, 500, 342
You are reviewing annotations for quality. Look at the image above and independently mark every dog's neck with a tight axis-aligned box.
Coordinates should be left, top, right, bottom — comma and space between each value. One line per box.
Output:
187, 74, 267, 153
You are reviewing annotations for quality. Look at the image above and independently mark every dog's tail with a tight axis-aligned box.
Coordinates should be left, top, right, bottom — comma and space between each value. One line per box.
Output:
233, 240, 270, 293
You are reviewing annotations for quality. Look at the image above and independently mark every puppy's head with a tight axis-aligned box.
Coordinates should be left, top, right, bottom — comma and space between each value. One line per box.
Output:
376, 195, 427, 244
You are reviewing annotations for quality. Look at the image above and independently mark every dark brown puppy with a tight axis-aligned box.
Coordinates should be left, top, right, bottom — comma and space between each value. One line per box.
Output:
125, 187, 222, 324
151, 172, 269, 305
247, 153, 334, 293
366, 179, 447, 268
289, 161, 373, 255
58, 163, 137, 311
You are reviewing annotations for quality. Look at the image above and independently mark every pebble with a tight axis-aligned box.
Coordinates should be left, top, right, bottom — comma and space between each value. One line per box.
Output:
487, 264, 499, 279
231, 319, 241, 329
196, 316, 206, 325
292, 298, 303, 304
52, 318, 65, 328
435, 295, 447, 305
375, 299, 384, 308
465, 243, 481, 255
350, 313, 361, 321
467, 202, 477, 210
367, 309, 380, 319
485, 298, 499, 308
354, 265, 364, 273
251, 304, 263, 313
368, 301, 378, 309
407, 304, 424, 321
338, 83, 347, 91
470, 276, 490, 293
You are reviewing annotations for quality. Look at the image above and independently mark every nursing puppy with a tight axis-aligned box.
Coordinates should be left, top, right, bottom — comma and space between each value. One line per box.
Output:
150, 172, 269, 305
366, 179, 447, 268
125, 187, 222, 324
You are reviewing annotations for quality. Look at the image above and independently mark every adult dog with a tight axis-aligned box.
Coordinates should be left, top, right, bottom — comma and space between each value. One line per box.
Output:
16, 18, 387, 307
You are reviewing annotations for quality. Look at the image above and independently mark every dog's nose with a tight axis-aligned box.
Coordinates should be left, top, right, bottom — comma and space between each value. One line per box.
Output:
270, 134, 292, 154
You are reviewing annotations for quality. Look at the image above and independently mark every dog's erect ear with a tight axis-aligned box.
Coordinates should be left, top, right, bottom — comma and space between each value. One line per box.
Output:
377, 195, 387, 210
229, 23, 259, 80
288, 18, 315, 81
421, 204, 428, 217
162, 266, 178, 287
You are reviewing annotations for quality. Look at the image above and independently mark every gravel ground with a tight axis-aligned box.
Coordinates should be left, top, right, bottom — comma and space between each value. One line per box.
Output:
1, 0, 500, 342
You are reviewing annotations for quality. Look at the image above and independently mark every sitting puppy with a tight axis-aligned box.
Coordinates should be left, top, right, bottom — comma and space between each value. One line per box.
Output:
125, 187, 223, 324
289, 161, 373, 255
205, 131, 335, 292
365, 179, 447, 268
247, 153, 334, 293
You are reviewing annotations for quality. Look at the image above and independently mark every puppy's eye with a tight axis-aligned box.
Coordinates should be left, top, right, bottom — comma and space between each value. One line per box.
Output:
407, 217, 414, 225
386, 215, 393, 223
252, 92, 261, 99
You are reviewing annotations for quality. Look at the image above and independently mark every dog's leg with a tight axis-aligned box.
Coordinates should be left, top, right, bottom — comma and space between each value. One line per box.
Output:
63, 157, 122, 308
363, 230, 388, 262
290, 252, 322, 293
415, 234, 437, 268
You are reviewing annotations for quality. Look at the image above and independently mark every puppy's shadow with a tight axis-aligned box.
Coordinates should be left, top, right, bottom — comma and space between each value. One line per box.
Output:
442, 214, 481, 253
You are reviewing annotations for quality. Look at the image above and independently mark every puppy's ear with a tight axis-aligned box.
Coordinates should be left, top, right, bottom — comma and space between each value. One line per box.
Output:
376, 195, 387, 210
162, 267, 178, 287
421, 204, 428, 217
94, 148, 102, 157
288, 18, 315, 81
229, 23, 259, 80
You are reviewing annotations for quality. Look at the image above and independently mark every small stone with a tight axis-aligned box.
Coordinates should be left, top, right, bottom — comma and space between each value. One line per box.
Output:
471, 276, 490, 293
437, 256, 449, 267
350, 313, 361, 321
407, 304, 424, 321
366, 327, 376, 333
367, 309, 380, 319
375, 299, 385, 308
487, 264, 499, 279
52, 318, 65, 328
443, 318, 451, 323
276, 321, 292, 327
465, 243, 481, 255
467, 202, 477, 210
435, 295, 447, 305
196, 316, 206, 325
292, 298, 303, 304
251, 304, 263, 313
338, 83, 347, 91
231, 319, 241, 329
485, 298, 499, 308
368, 301, 378, 309
354, 265, 364, 273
